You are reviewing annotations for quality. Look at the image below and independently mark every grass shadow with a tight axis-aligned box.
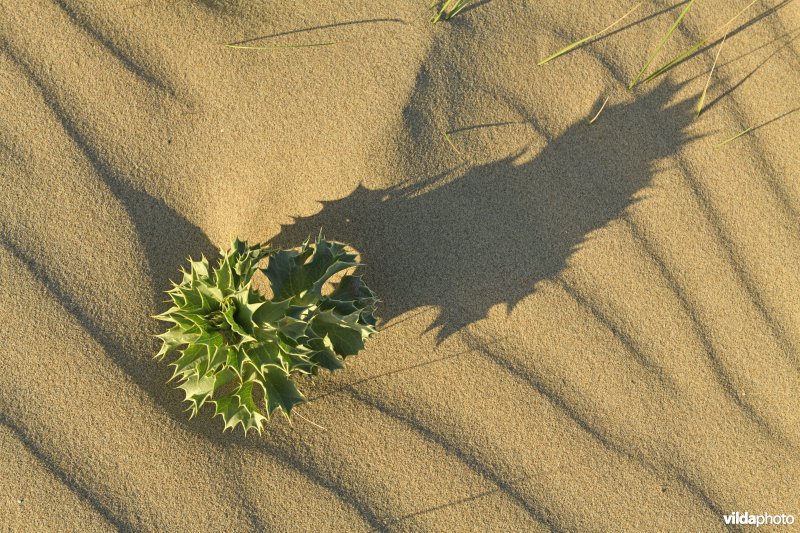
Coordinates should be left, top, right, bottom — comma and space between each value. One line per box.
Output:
647, 0, 796, 82
703, 30, 800, 113
226, 17, 408, 46
458, 0, 493, 16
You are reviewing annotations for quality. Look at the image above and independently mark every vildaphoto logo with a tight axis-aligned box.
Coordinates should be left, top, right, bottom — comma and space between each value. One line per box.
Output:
723, 512, 796, 527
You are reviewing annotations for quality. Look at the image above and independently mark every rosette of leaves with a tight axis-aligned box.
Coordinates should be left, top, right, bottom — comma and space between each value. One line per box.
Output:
154, 235, 378, 435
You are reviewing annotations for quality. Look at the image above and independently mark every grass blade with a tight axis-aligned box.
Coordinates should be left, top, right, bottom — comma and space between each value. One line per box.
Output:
640, 0, 759, 85
716, 106, 800, 146
537, 36, 596, 66
442, 129, 464, 155
295, 411, 328, 431
538, 2, 642, 66
716, 126, 753, 146
697, 31, 728, 116
431, 0, 473, 24
629, 0, 695, 88
588, 96, 611, 125
447, 0, 474, 19
225, 42, 337, 50
431, 0, 454, 24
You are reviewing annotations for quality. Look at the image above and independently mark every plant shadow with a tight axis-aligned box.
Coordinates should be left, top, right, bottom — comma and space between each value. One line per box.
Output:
225, 17, 409, 46
273, 80, 698, 341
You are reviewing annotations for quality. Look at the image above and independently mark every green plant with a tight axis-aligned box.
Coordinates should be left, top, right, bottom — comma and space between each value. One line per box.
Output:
628, 0, 695, 88
154, 235, 378, 435
538, 0, 765, 120
431, 0, 473, 24
696, 30, 728, 116
634, 0, 758, 86
715, 125, 753, 146
538, 2, 642, 66
225, 41, 337, 50
442, 128, 464, 155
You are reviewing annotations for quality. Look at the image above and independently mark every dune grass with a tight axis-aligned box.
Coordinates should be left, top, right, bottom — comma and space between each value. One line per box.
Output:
536, 0, 779, 134
225, 42, 337, 50
539, 1, 765, 95
716, 106, 800, 146
538, 2, 642, 66
716, 126, 753, 146
442, 129, 464, 155
628, 0, 695, 88
637, 0, 760, 86
431, 0, 474, 24
588, 96, 611, 125
696, 30, 728, 116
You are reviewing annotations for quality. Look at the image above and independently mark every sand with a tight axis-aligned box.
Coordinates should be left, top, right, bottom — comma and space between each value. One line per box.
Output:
2, 0, 799, 530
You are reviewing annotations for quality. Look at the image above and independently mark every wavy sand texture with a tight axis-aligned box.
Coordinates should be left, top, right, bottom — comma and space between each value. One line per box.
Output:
1, 0, 799, 530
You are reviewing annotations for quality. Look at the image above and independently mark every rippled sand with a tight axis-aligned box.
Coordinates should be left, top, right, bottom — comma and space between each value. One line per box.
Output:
2, 1, 799, 530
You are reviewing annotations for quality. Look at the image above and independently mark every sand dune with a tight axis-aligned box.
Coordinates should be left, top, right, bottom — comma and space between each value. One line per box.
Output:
2, 0, 799, 530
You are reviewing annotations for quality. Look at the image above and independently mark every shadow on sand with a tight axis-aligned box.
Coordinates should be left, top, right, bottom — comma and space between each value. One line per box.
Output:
273, 80, 698, 340
5, 40, 701, 526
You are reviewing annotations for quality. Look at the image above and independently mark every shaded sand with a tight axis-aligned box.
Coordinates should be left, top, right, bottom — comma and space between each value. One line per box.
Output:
2, 0, 799, 530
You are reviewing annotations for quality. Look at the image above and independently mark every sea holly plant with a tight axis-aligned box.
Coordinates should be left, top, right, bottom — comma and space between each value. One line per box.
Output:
154, 234, 378, 435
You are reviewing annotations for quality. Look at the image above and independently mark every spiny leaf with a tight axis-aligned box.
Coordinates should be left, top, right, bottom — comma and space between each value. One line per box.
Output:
242, 340, 281, 373
231, 288, 264, 334
310, 309, 375, 357
179, 367, 236, 416
230, 238, 274, 285
221, 304, 257, 345
189, 257, 210, 278
178, 372, 216, 415
261, 364, 306, 416
252, 298, 292, 326
277, 316, 309, 343
278, 341, 316, 374
170, 343, 208, 380
154, 235, 379, 435
307, 336, 345, 373
215, 256, 235, 294
213, 380, 267, 435
321, 275, 378, 326
173, 311, 210, 330
155, 325, 196, 359
196, 283, 224, 313
263, 234, 359, 306
176, 286, 203, 311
